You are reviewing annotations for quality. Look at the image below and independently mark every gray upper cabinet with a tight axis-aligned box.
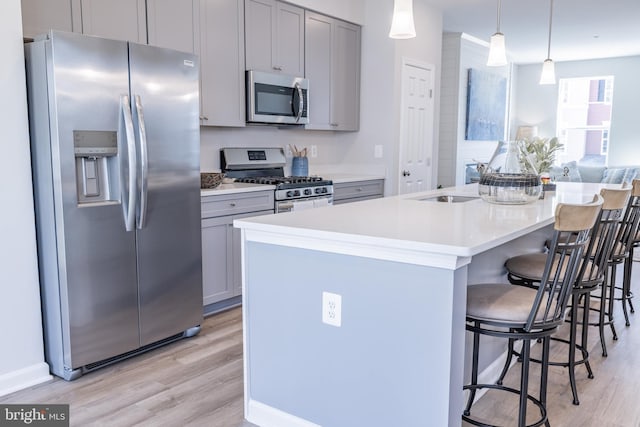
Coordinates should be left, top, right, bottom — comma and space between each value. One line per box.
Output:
245, 0, 304, 76
147, 0, 199, 54
305, 11, 361, 131
79, 0, 147, 43
199, 0, 246, 127
21, 0, 79, 40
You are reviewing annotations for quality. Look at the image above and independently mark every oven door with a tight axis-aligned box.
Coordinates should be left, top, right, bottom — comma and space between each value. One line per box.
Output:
276, 195, 333, 213
246, 70, 308, 125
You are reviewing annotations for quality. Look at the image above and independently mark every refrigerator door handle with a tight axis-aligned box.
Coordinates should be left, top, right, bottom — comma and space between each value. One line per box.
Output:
119, 95, 137, 232
134, 94, 149, 230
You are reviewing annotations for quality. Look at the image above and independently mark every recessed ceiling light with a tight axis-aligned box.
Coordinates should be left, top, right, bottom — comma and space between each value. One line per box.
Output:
593, 34, 600, 39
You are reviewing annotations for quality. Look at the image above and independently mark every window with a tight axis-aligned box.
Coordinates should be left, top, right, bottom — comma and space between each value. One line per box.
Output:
556, 76, 614, 166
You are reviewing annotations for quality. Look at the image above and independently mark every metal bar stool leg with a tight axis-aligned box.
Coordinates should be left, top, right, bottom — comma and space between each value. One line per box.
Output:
568, 295, 580, 405
581, 293, 594, 379
599, 270, 610, 357
626, 245, 636, 314
608, 263, 619, 340
540, 336, 551, 427
464, 323, 480, 417
518, 339, 531, 427
497, 336, 516, 386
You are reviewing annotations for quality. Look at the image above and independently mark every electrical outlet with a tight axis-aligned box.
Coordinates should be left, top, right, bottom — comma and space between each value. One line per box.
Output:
311, 145, 318, 158
374, 145, 383, 158
322, 291, 342, 327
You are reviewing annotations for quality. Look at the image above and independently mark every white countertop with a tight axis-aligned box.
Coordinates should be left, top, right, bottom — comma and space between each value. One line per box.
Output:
200, 182, 275, 197
235, 182, 616, 258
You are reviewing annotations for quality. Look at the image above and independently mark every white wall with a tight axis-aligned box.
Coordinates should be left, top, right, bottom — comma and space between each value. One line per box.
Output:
513, 56, 640, 166
0, 0, 51, 396
438, 33, 511, 187
200, 0, 443, 196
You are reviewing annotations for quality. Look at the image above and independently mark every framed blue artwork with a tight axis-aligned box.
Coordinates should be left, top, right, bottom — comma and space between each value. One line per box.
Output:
465, 68, 507, 141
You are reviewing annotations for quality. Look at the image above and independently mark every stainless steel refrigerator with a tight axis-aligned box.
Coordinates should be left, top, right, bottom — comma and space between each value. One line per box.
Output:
25, 31, 203, 381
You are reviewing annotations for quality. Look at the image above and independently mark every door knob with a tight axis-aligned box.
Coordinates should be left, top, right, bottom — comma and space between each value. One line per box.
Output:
402, 170, 411, 177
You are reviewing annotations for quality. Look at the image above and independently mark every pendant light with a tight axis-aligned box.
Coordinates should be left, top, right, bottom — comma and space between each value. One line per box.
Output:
389, 0, 416, 39
539, 0, 556, 84
487, 0, 507, 66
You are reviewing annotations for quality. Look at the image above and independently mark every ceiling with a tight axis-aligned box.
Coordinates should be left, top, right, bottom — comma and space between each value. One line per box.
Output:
426, 0, 640, 64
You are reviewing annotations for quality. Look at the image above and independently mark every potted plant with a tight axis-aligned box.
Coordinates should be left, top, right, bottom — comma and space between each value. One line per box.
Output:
518, 136, 563, 175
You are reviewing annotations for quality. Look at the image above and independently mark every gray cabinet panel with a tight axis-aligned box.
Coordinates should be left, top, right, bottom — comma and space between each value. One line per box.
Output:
333, 20, 361, 131
21, 0, 76, 40
305, 12, 332, 127
199, 0, 246, 127
80, 0, 147, 43
333, 179, 384, 204
147, 0, 199, 54
201, 190, 274, 306
245, 0, 304, 75
202, 216, 234, 305
305, 12, 361, 131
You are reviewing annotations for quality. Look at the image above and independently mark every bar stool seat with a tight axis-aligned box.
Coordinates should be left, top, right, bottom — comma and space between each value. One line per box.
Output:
463, 195, 602, 427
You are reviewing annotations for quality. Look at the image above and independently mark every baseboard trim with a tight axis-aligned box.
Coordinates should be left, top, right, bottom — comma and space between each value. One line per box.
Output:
0, 362, 52, 397
246, 399, 321, 427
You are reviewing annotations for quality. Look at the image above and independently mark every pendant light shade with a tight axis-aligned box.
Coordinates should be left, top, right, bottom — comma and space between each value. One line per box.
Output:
487, 0, 507, 66
540, 0, 556, 85
389, 0, 416, 39
539, 59, 556, 85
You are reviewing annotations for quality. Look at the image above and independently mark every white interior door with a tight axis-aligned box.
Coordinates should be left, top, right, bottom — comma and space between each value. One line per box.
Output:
398, 59, 435, 194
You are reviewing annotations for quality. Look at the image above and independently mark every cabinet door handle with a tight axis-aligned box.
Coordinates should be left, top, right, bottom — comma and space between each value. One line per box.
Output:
402, 170, 411, 177
356, 187, 363, 192
229, 202, 236, 207
330, 123, 339, 127
200, 115, 209, 121
272, 65, 282, 71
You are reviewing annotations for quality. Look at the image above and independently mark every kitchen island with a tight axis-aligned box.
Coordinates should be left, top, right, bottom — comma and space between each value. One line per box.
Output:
234, 182, 611, 427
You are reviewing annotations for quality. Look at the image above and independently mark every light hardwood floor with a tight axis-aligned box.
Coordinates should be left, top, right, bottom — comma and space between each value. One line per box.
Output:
2, 272, 640, 426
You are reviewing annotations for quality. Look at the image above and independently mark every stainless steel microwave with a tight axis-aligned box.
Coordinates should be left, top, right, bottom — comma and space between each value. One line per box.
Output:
246, 70, 309, 125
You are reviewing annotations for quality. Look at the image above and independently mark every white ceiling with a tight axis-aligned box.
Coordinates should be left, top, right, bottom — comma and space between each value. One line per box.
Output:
426, 0, 640, 64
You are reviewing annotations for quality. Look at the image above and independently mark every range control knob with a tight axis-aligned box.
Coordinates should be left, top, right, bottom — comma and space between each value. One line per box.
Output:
304, 189, 312, 196
321, 187, 328, 193
294, 190, 301, 197
286, 190, 293, 197
315, 188, 322, 194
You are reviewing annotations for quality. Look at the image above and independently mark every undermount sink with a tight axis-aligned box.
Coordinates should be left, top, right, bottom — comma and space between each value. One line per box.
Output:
417, 194, 480, 203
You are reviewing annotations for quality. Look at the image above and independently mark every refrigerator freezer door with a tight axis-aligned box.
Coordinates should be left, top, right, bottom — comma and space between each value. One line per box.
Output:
43, 32, 140, 370
128, 43, 203, 345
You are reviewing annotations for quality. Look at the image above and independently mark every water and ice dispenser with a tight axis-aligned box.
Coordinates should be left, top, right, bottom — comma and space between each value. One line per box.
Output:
73, 130, 119, 204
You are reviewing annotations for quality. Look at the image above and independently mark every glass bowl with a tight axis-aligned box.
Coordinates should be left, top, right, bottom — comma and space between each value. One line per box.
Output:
478, 173, 542, 205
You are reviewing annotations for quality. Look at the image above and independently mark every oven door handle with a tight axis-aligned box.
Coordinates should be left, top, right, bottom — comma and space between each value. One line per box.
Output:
293, 82, 303, 123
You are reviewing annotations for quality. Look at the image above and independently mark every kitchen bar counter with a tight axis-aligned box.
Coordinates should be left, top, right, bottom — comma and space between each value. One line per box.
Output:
235, 182, 614, 427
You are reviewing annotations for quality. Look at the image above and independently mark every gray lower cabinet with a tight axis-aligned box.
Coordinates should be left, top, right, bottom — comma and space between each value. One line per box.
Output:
333, 179, 384, 205
201, 190, 274, 313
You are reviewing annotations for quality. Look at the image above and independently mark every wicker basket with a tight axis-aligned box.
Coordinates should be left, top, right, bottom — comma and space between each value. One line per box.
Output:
200, 172, 225, 189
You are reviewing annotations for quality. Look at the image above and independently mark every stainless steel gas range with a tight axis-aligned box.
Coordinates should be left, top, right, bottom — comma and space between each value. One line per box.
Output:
221, 147, 333, 213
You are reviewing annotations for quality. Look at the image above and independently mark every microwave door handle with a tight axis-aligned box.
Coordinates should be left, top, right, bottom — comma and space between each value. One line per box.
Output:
294, 82, 303, 123
119, 95, 137, 232
134, 95, 149, 230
